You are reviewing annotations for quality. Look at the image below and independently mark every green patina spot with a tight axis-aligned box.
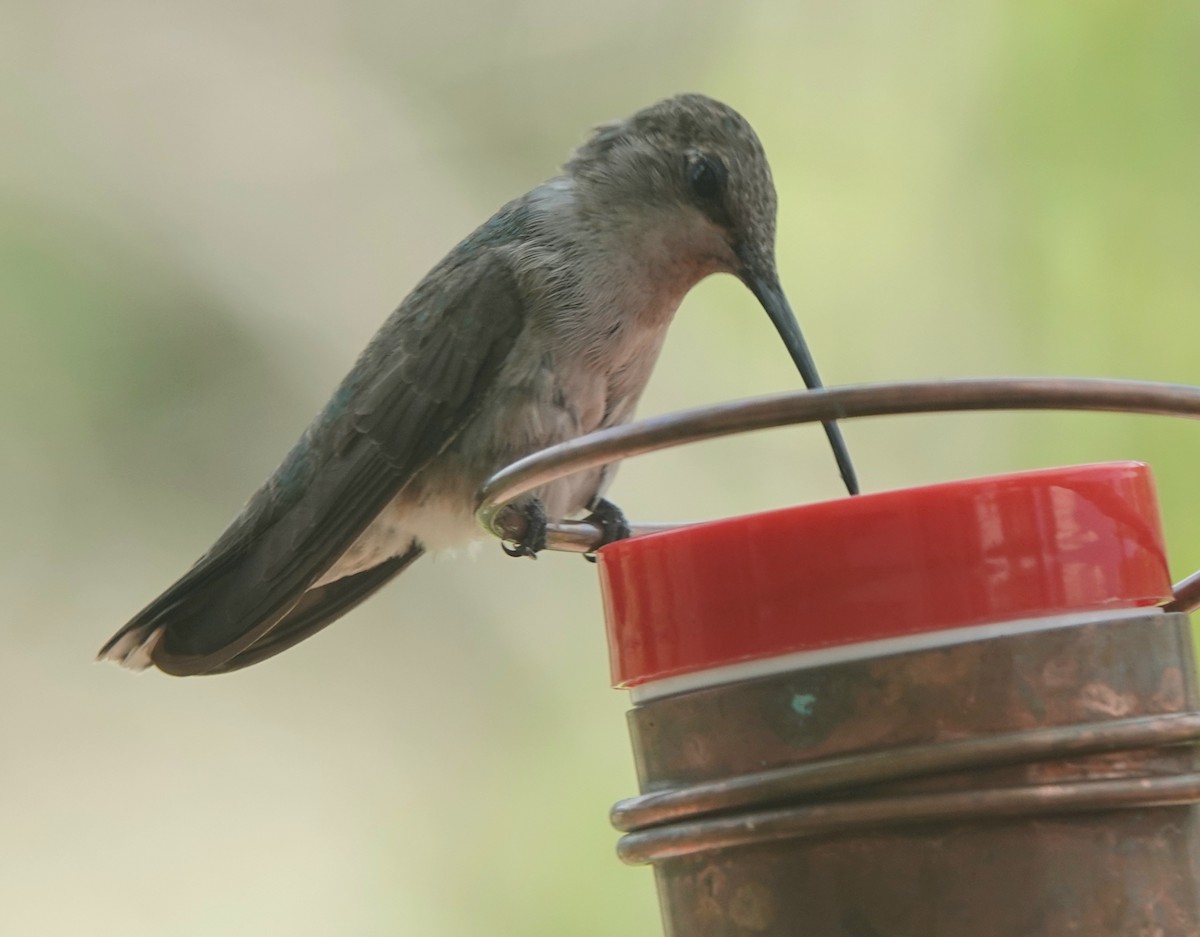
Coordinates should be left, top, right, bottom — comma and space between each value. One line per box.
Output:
790, 693, 816, 717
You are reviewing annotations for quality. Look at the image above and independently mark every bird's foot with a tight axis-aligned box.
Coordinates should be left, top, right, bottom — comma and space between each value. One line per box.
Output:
583, 498, 631, 563
500, 498, 548, 560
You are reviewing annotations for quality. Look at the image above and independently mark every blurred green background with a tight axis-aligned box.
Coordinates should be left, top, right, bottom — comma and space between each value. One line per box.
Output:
3, 2, 1198, 934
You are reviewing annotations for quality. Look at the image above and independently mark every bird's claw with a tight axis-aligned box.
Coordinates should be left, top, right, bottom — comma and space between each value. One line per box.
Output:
501, 540, 539, 559
501, 499, 548, 560
583, 498, 631, 563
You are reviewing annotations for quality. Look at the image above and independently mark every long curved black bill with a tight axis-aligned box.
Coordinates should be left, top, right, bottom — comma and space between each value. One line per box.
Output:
747, 275, 859, 496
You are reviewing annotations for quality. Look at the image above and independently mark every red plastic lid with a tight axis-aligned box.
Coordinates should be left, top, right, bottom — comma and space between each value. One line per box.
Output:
598, 463, 1172, 688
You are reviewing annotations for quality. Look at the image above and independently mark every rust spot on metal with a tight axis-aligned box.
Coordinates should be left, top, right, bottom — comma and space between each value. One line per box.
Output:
729, 882, 776, 931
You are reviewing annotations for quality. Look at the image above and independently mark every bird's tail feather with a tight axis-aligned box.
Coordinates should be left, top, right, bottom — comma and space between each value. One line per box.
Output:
171, 544, 424, 674
99, 542, 424, 676
97, 620, 166, 671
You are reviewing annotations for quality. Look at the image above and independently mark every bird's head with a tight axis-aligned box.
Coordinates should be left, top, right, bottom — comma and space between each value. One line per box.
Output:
567, 94, 778, 281
566, 94, 858, 495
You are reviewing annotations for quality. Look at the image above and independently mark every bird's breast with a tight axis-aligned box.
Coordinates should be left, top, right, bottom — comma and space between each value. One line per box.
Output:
354, 247, 698, 560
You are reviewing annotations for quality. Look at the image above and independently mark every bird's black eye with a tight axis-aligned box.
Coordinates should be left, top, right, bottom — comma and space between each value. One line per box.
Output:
686, 154, 726, 202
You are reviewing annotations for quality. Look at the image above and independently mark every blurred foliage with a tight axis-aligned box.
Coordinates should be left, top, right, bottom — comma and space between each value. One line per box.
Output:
2, 2, 1198, 935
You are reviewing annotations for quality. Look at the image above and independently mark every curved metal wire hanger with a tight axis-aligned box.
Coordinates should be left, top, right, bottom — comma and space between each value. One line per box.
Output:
475, 377, 1200, 613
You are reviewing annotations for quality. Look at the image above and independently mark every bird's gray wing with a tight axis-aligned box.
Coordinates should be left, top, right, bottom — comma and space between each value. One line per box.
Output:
102, 248, 527, 675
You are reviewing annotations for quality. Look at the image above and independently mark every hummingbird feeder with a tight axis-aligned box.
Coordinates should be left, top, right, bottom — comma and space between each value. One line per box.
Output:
476, 377, 1200, 937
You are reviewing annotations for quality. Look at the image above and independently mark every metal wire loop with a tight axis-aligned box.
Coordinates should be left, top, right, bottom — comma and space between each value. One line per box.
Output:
616, 772, 1200, 865
611, 711, 1200, 834
473, 377, 1200, 612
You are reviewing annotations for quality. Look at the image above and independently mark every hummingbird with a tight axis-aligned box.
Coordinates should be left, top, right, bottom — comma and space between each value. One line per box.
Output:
99, 93, 858, 676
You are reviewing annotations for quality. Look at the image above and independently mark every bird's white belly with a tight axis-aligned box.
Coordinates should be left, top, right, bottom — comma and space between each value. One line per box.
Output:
313, 494, 479, 587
